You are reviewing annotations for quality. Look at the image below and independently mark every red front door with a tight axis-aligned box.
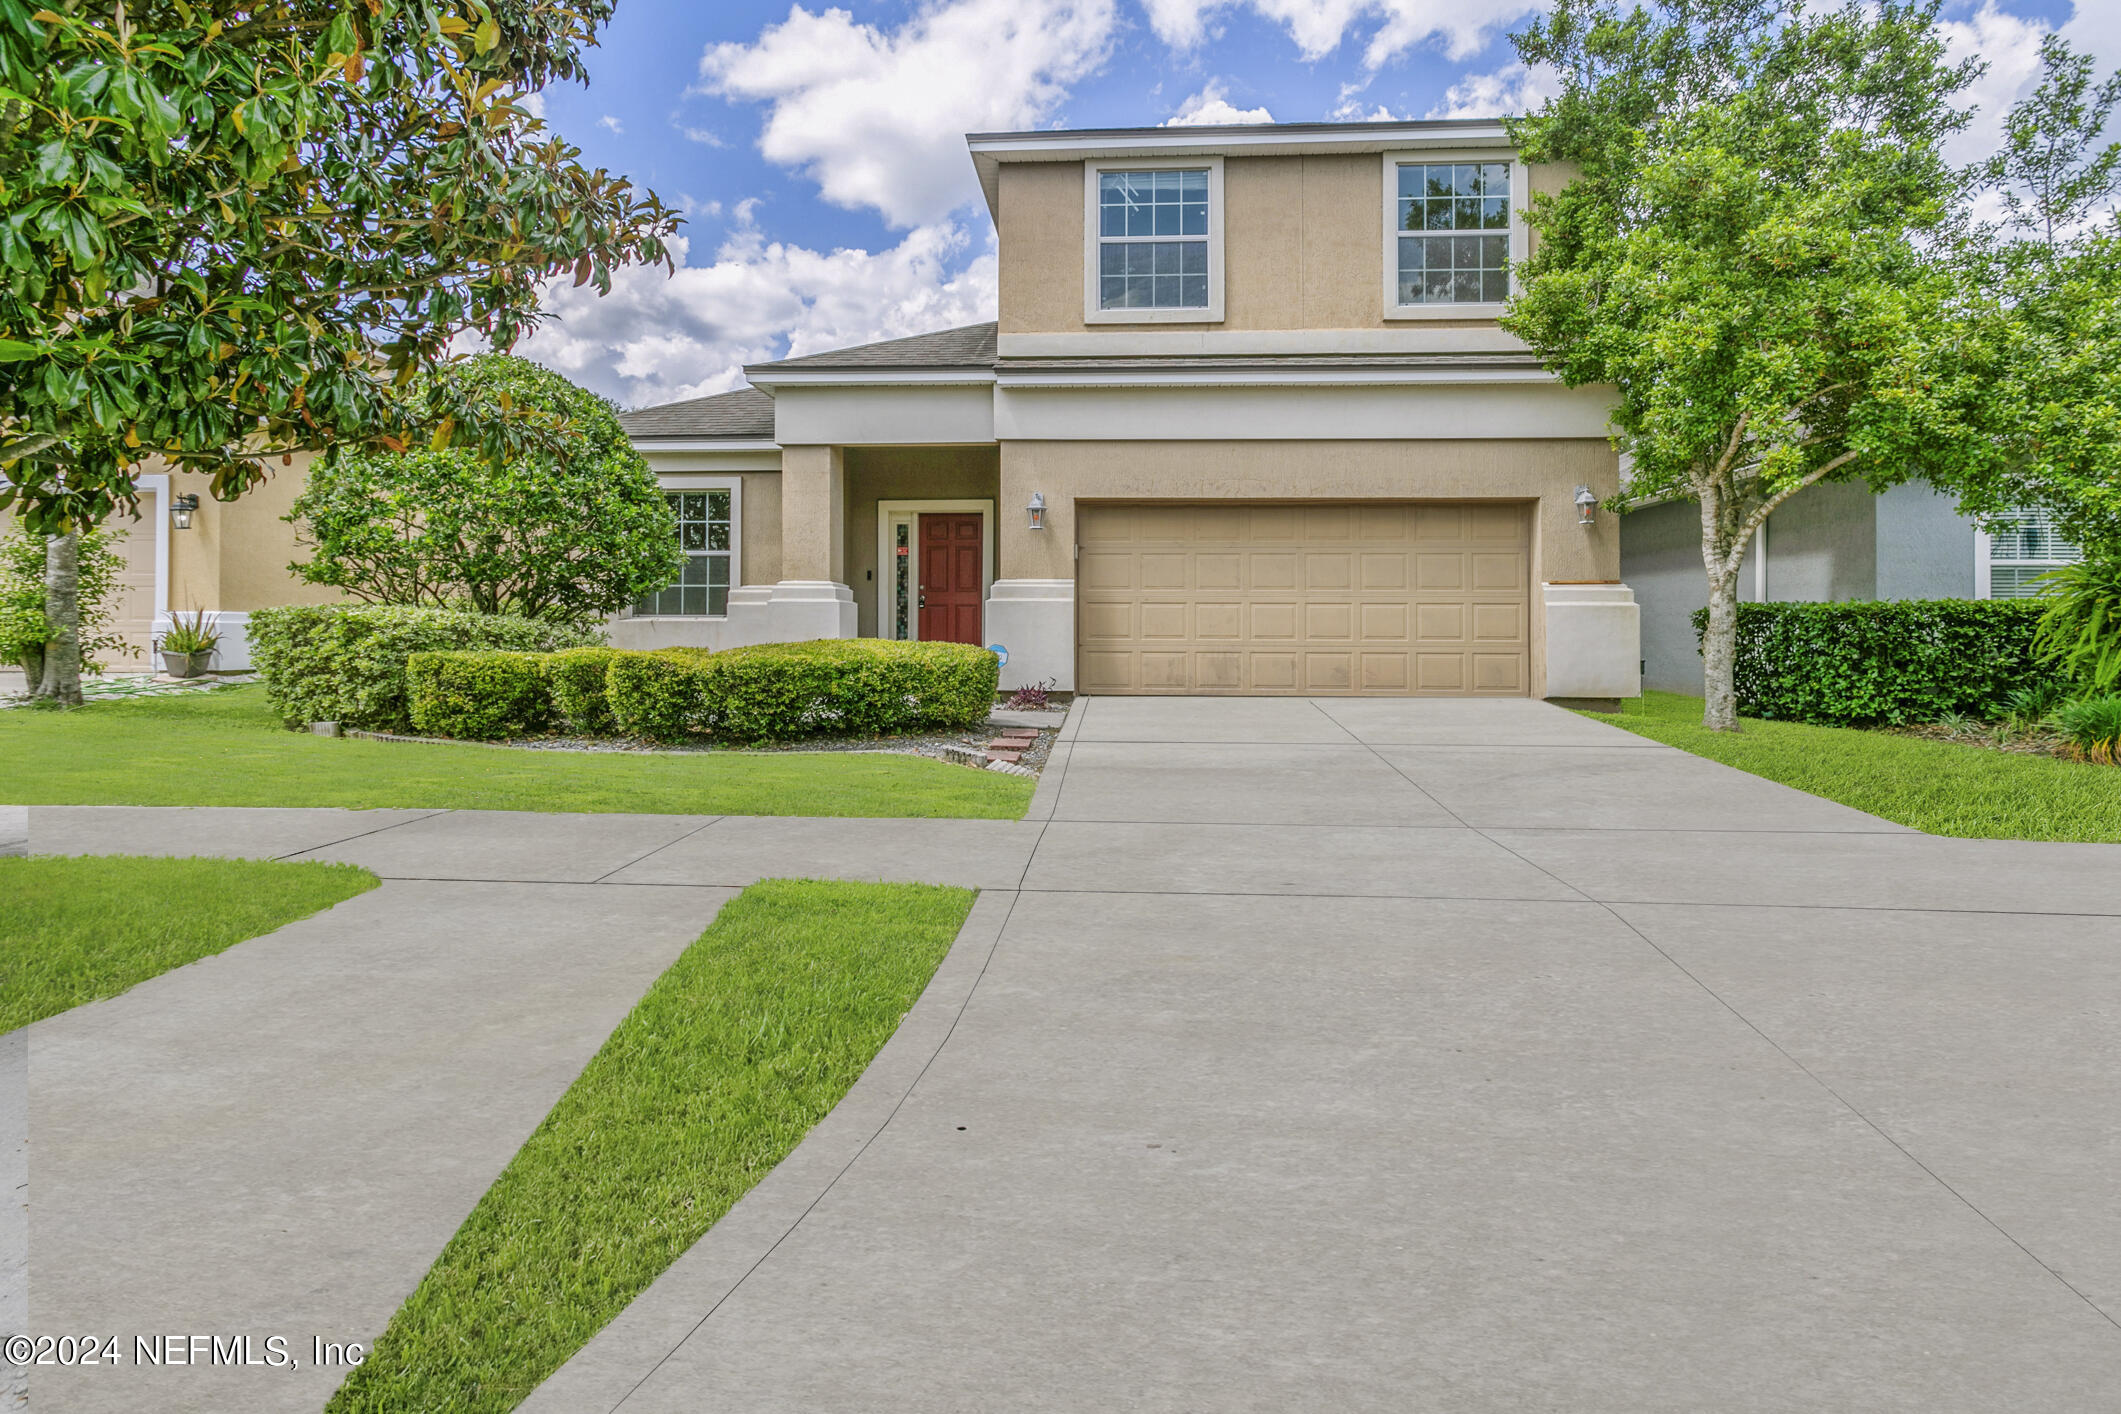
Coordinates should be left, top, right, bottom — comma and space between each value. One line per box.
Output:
918, 513, 983, 645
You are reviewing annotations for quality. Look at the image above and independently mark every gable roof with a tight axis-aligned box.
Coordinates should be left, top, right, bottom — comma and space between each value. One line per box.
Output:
618, 385, 774, 441
746, 322, 997, 374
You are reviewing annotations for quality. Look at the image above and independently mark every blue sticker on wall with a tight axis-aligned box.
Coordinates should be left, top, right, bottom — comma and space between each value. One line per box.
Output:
988, 644, 1008, 665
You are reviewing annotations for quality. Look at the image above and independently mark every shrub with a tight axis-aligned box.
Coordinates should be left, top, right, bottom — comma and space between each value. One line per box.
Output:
542, 646, 623, 735
696, 639, 998, 743
1, 519, 128, 679
250, 604, 597, 732
606, 649, 713, 742
2057, 696, 2121, 765
2032, 547, 2121, 696
407, 651, 553, 740
1692, 600, 2045, 726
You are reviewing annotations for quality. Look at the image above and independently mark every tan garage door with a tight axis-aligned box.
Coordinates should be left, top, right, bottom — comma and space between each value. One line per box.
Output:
1077, 501, 1529, 696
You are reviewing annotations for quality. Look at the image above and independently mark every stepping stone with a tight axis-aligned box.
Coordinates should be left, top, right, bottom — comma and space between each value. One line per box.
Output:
985, 749, 1024, 763
998, 729, 1038, 741
987, 739, 1033, 752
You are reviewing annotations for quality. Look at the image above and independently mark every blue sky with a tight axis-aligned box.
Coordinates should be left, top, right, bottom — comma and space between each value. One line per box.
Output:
508, 0, 2111, 410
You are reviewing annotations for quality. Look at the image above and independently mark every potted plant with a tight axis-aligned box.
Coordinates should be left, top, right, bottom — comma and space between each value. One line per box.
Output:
159, 609, 221, 679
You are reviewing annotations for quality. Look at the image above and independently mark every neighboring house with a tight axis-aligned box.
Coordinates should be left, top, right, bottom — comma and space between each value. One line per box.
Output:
1625, 484, 2082, 693
89, 118, 2051, 696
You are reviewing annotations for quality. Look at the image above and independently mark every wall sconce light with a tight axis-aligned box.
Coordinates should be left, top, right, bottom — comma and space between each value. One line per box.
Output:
1573, 485, 1598, 527
170, 493, 201, 530
1026, 491, 1046, 530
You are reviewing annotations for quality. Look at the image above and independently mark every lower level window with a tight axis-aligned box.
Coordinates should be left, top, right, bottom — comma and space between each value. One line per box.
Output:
1984, 508, 2080, 598
634, 490, 731, 616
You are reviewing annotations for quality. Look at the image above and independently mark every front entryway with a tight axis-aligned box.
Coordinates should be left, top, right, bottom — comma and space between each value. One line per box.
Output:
1076, 501, 1531, 696
918, 512, 985, 645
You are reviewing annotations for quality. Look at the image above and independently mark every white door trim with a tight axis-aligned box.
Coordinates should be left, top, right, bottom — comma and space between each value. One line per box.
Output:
136, 472, 170, 628
875, 499, 995, 642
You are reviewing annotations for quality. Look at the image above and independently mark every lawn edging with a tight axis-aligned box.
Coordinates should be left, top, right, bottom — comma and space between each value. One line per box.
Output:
330, 880, 1008, 1414
512, 884, 1014, 1414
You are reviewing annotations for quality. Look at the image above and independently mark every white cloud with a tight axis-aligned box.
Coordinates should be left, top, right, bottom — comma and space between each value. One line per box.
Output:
507, 216, 998, 409
597, 114, 624, 135
1143, 0, 1540, 70
1425, 60, 1559, 118
1939, 2, 2051, 166
1164, 80, 1274, 126
698, 0, 1117, 228
2060, 0, 2121, 74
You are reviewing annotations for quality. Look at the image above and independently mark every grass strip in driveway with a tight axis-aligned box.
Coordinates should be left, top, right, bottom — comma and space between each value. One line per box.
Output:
0, 855, 378, 1032
1587, 690, 2121, 841
0, 686, 1032, 818
327, 878, 975, 1414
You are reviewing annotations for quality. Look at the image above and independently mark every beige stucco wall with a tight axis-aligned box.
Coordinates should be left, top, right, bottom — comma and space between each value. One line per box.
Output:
997, 154, 1569, 336
160, 455, 341, 614
841, 446, 1001, 637
998, 437, 1619, 582
733, 470, 783, 586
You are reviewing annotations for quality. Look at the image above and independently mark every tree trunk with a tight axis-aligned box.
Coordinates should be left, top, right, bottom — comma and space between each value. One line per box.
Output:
16, 642, 44, 687
33, 531, 83, 706
1701, 563, 1742, 732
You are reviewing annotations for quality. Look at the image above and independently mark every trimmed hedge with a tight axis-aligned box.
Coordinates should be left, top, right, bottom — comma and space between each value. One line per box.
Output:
249, 604, 599, 732
407, 651, 553, 740
698, 640, 998, 743
544, 646, 624, 735
399, 639, 999, 744
1693, 599, 2046, 725
607, 648, 715, 742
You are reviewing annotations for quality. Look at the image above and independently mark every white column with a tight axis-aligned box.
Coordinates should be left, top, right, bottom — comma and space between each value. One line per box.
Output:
1542, 582, 1641, 702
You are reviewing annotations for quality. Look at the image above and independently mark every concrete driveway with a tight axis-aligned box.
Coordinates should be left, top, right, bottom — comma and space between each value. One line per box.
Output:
22, 696, 2121, 1411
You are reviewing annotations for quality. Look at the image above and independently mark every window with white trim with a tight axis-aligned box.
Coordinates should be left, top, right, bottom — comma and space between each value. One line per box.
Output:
1097, 169, 1210, 310
1384, 154, 1520, 317
1084, 159, 1223, 323
1982, 507, 2081, 599
634, 489, 732, 616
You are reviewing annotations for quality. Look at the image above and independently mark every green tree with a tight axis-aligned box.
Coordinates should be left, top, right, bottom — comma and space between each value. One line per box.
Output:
1953, 37, 2121, 553
0, 516, 124, 684
288, 355, 684, 627
0, 0, 679, 701
1502, 0, 2000, 730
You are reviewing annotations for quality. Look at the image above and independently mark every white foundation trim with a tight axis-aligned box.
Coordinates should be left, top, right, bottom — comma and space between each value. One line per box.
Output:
875, 500, 997, 643
150, 609, 254, 671
985, 579, 1076, 692
1541, 583, 1641, 700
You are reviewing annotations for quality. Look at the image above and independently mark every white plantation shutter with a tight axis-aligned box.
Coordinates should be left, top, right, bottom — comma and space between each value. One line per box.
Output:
1982, 508, 2081, 599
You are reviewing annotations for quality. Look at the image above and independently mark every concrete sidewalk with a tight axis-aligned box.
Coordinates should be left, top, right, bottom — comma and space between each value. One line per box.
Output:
19, 695, 2121, 1411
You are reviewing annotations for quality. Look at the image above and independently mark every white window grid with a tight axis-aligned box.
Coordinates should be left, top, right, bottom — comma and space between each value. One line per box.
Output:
634, 487, 734, 617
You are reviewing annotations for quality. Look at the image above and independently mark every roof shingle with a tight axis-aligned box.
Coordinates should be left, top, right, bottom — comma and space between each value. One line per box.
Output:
746, 322, 997, 372
618, 385, 775, 440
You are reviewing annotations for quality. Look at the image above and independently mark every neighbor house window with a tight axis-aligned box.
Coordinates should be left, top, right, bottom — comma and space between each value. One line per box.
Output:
634, 488, 732, 616
1980, 507, 2080, 599
1085, 159, 1223, 323
1386, 157, 1516, 314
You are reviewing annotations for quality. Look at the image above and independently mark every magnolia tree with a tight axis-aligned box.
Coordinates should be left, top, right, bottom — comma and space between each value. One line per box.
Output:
0, 0, 679, 701
1502, 0, 2001, 730
288, 355, 683, 628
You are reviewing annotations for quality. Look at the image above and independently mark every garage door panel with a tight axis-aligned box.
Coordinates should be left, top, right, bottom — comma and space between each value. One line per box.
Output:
1078, 501, 1529, 697
1305, 603, 1353, 640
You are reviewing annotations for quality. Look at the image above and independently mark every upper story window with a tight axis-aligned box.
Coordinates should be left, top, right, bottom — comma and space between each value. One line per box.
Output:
1084, 158, 1224, 324
1383, 154, 1521, 319
1979, 507, 2080, 599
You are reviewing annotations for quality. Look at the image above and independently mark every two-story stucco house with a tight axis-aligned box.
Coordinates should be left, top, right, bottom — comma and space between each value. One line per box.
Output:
611, 118, 1644, 704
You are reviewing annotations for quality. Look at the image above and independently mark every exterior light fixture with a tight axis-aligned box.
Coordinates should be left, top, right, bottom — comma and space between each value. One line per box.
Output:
170, 493, 201, 530
1573, 485, 1598, 527
1026, 491, 1046, 530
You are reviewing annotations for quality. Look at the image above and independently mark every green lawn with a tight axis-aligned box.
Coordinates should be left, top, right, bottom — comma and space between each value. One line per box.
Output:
1588, 690, 2121, 841
0, 685, 1032, 817
328, 878, 973, 1414
0, 855, 378, 1032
